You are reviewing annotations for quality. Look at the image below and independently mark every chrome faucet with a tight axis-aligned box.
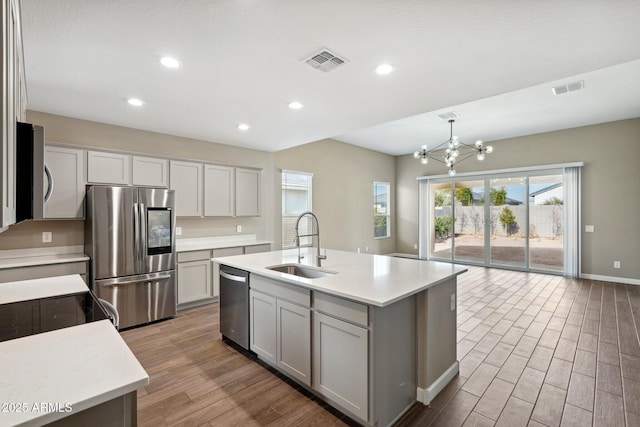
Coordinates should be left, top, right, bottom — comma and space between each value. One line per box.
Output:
294, 211, 327, 267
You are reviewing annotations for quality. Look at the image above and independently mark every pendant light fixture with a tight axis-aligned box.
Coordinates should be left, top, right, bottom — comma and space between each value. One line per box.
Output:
414, 119, 493, 176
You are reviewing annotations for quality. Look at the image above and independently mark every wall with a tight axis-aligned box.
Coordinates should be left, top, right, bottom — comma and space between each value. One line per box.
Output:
275, 138, 395, 254
0, 111, 275, 250
396, 118, 640, 281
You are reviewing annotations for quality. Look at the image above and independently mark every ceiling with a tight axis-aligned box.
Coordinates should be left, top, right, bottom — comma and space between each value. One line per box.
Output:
20, 0, 640, 156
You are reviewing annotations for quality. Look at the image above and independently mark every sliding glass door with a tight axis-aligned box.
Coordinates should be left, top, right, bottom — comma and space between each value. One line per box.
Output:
453, 180, 485, 265
428, 170, 565, 274
489, 176, 527, 268
529, 173, 564, 272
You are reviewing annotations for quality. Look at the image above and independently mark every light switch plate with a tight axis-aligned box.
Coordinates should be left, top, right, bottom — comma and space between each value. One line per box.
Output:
175, 227, 182, 236
585, 225, 594, 232
236, 225, 242, 233
614, 261, 621, 269
42, 232, 52, 243
450, 294, 456, 311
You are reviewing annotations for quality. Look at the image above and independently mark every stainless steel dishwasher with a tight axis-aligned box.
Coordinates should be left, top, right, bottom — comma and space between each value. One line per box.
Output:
219, 265, 250, 350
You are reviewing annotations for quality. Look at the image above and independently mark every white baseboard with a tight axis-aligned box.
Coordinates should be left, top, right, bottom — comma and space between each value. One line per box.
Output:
580, 273, 640, 286
416, 360, 459, 405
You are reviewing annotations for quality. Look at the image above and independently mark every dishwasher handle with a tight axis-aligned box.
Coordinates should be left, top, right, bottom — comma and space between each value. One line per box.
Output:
220, 271, 247, 283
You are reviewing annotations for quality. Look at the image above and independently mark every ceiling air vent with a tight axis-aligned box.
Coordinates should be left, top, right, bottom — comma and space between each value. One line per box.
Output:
552, 80, 584, 95
436, 111, 459, 121
304, 49, 348, 72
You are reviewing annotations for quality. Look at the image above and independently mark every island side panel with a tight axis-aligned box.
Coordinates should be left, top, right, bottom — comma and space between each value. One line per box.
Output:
370, 296, 416, 426
416, 276, 458, 404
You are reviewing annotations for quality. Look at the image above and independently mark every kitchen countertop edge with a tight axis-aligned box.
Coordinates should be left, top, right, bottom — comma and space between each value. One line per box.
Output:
0, 320, 149, 427
213, 248, 467, 307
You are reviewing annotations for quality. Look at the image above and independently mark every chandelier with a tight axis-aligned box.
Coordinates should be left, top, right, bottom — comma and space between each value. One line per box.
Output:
414, 119, 493, 176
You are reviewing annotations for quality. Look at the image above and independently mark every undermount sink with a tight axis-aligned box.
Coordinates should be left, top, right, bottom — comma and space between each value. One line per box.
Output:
266, 263, 338, 279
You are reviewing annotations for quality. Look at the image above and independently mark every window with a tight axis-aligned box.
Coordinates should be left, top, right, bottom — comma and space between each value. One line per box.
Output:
282, 170, 313, 248
374, 182, 390, 238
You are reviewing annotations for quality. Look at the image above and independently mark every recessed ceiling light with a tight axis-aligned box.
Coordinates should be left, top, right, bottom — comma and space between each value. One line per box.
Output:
237, 123, 250, 131
288, 101, 304, 110
375, 63, 395, 75
127, 98, 144, 107
160, 56, 181, 69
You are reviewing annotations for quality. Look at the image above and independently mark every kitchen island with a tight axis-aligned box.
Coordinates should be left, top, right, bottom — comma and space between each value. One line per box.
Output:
0, 275, 149, 426
214, 248, 467, 426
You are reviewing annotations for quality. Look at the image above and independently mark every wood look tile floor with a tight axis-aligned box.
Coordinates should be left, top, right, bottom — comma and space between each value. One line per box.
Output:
120, 266, 640, 426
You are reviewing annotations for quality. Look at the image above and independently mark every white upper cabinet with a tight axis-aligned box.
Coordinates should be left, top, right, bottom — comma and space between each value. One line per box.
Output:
132, 156, 168, 188
235, 168, 260, 216
44, 146, 85, 219
170, 160, 203, 217
204, 164, 234, 217
87, 151, 131, 185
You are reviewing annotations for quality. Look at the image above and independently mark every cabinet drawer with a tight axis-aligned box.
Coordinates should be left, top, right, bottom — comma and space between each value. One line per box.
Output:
251, 275, 310, 308
313, 292, 368, 327
212, 247, 243, 258
177, 250, 211, 263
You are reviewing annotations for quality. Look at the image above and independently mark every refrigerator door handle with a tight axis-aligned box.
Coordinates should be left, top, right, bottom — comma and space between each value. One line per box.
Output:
133, 202, 141, 271
97, 273, 173, 287
139, 202, 147, 260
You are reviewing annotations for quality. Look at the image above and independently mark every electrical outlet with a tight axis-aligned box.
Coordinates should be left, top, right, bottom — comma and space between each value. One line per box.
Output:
175, 227, 182, 236
357, 248, 360, 253
42, 232, 52, 243
236, 225, 242, 233
365, 247, 369, 253
614, 261, 621, 269
414, 243, 418, 250
585, 225, 594, 233
450, 294, 456, 311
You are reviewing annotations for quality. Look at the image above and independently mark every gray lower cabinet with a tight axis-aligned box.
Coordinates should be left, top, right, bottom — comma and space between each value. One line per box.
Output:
177, 251, 212, 306
249, 289, 277, 363
277, 299, 311, 385
313, 309, 368, 421
247, 278, 416, 426
249, 276, 311, 386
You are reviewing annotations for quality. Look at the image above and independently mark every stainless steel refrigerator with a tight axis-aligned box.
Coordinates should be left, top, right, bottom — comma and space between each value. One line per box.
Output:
85, 186, 177, 329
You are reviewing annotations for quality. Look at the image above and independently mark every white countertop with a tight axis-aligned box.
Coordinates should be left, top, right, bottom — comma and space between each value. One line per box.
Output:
176, 234, 271, 252
213, 248, 467, 307
0, 274, 89, 305
0, 319, 149, 426
0, 246, 88, 270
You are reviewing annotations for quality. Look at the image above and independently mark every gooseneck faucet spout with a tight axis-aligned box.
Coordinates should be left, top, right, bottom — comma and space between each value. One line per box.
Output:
294, 211, 327, 267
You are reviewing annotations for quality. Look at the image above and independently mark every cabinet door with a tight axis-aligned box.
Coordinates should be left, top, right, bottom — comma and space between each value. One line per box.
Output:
277, 299, 311, 386
132, 156, 169, 187
249, 289, 277, 364
211, 247, 243, 297
44, 146, 85, 219
204, 164, 234, 216
170, 161, 203, 217
235, 168, 260, 216
313, 312, 368, 421
87, 151, 131, 185
177, 259, 212, 304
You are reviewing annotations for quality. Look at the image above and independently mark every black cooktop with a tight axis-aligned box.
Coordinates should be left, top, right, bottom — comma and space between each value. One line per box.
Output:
0, 291, 111, 342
